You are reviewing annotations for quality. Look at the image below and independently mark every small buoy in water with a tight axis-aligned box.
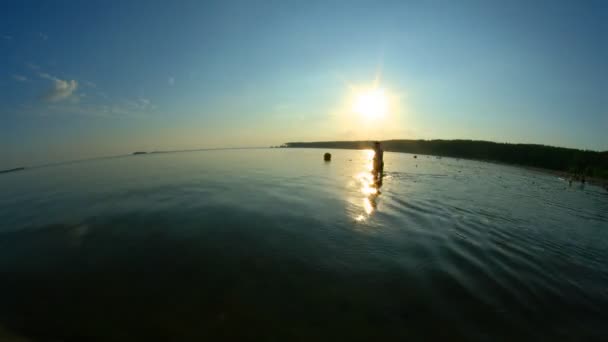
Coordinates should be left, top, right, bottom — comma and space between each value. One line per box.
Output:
414, 155, 417, 159
324, 153, 331, 161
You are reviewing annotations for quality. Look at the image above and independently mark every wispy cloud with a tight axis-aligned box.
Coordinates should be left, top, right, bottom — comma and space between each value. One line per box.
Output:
39, 32, 48, 40
16, 68, 155, 118
39, 72, 54, 80
40, 73, 78, 102
12, 74, 27, 82
43, 98, 154, 118
138, 98, 151, 108
125, 98, 155, 111
168, 77, 175, 86
137, 98, 153, 109
17, 94, 155, 119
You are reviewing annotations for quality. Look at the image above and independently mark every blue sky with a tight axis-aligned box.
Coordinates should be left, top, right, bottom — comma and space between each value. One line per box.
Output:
1, 0, 606, 168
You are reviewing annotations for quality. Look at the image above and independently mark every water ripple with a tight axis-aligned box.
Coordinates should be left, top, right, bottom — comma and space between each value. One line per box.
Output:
1, 149, 607, 341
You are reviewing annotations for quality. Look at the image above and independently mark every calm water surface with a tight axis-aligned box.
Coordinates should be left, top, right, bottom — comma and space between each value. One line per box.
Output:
1, 149, 607, 341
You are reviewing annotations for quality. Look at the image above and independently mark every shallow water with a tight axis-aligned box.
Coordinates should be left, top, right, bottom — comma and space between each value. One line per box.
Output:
1, 149, 607, 341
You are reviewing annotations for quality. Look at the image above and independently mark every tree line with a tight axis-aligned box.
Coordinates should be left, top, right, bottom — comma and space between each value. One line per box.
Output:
285, 140, 608, 180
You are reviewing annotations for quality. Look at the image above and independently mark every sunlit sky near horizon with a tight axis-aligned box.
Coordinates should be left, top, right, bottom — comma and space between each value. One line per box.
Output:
1, 0, 607, 168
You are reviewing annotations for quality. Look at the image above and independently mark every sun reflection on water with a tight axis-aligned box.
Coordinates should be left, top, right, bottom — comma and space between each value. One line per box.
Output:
354, 149, 382, 222
363, 197, 374, 214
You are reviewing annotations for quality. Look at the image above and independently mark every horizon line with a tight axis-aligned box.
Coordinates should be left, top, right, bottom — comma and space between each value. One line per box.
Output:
285, 138, 607, 153
4, 137, 605, 172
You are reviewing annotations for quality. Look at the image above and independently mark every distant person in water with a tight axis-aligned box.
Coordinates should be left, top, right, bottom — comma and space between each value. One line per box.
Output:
372, 141, 384, 178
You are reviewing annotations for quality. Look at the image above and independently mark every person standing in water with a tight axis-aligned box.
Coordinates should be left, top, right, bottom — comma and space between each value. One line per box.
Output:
372, 141, 384, 178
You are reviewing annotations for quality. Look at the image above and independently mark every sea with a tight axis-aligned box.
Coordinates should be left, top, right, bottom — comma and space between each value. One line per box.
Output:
1, 148, 607, 341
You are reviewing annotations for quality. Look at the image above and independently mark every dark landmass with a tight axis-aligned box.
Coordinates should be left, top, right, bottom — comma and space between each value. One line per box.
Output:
132, 151, 148, 155
285, 140, 608, 180
0, 167, 25, 174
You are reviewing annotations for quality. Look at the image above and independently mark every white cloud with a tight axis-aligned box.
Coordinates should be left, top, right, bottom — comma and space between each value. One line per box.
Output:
42, 74, 78, 102
39, 72, 55, 80
125, 98, 153, 110
139, 98, 157, 110
168, 77, 175, 86
10, 69, 153, 119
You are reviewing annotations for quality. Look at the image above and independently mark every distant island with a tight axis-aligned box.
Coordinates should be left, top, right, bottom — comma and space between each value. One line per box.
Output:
285, 140, 608, 181
132, 151, 148, 155
0, 167, 25, 174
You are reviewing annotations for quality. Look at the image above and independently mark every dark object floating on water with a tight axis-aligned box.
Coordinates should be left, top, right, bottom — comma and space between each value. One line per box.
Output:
414, 155, 417, 158
132, 151, 148, 155
0, 167, 25, 174
324, 153, 331, 161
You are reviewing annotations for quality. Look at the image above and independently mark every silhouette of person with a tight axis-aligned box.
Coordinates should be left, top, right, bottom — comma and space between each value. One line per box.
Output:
372, 141, 384, 179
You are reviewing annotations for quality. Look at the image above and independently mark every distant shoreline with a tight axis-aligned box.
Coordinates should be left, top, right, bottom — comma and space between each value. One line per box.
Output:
0, 147, 269, 172
521, 165, 607, 189
0, 167, 25, 174
284, 140, 608, 189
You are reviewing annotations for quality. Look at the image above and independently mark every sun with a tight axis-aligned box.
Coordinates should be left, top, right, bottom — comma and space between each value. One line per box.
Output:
353, 87, 388, 120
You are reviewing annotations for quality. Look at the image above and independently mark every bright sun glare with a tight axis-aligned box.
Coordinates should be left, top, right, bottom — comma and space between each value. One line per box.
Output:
353, 88, 388, 120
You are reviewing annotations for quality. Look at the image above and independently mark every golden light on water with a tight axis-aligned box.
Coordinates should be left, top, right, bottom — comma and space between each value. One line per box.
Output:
358, 171, 378, 195
353, 150, 381, 221
363, 198, 374, 215
356, 151, 377, 195
364, 149, 375, 169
